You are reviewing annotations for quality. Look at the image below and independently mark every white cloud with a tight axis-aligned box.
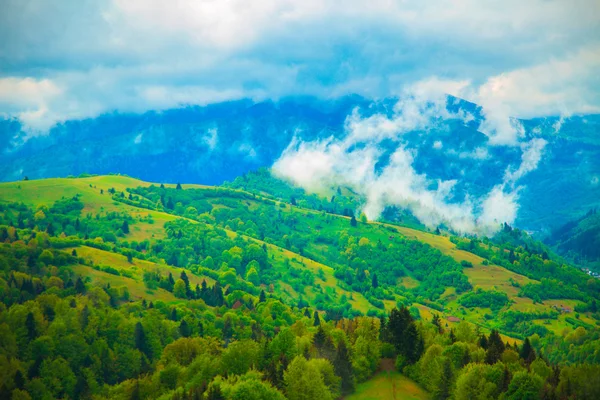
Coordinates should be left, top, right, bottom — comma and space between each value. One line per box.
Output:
477, 185, 519, 230
504, 138, 547, 185
203, 128, 219, 151
0, 1, 598, 132
0, 77, 63, 131
273, 79, 551, 235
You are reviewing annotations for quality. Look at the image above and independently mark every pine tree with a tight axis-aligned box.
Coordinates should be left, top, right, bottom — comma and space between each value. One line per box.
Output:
167, 272, 175, 291
485, 330, 505, 364
405, 323, 424, 364
350, 215, 357, 227
435, 358, 453, 400
304, 308, 311, 318
71, 249, 78, 257
259, 289, 266, 303
449, 329, 456, 343
432, 313, 442, 333
121, 220, 130, 234
176, 183, 182, 190
14, 369, 25, 390
313, 326, 327, 349
372, 273, 379, 288
479, 334, 488, 349
212, 282, 224, 306
519, 337, 536, 364
179, 320, 191, 338
388, 307, 411, 351
334, 339, 355, 394
75, 277, 86, 294
313, 311, 321, 326
25, 312, 36, 340
222, 318, 232, 341
180, 271, 191, 296
134, 321, 150, 358
501, 364, 511, 392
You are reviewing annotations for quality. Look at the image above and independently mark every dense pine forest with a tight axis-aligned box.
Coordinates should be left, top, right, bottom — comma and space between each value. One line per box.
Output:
0, 174, 599, 400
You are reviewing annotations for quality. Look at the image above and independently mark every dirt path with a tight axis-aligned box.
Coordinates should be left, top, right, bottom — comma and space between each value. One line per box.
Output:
379, 358, 397, 399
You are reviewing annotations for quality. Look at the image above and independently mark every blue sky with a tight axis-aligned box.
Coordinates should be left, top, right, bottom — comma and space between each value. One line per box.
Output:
1, 0, 599, 134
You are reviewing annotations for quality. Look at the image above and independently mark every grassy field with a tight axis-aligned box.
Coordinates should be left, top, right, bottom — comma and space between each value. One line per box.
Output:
70, 245, 214, 287
0, 175, 189, 240
346, 360, 429, 400
71, 264, 177, 301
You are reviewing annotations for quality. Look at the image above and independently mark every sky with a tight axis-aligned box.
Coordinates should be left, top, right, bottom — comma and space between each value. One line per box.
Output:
1, 0, 599, 132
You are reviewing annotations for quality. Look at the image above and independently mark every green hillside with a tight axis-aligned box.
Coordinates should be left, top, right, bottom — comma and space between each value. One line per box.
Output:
1, 175, 599, 399
546, 209, 600, 273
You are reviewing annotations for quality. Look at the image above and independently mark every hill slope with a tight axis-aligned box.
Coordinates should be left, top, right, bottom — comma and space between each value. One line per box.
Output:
1, 175, 600, 399
2, 175, 598, 338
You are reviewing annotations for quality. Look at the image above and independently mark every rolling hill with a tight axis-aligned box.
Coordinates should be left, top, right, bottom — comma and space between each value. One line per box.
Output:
2, 175, 598, 337
1, 174, 599, 399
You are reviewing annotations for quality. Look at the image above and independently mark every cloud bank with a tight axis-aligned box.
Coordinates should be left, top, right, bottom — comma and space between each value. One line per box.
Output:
0, 0, 599, 132
273, 82, 548, 235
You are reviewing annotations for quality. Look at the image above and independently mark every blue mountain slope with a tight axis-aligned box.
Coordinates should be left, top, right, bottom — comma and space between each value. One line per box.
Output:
0, 96, 598, 231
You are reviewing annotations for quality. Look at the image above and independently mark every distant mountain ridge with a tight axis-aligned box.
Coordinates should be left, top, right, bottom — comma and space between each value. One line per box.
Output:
1, 95, 599, 232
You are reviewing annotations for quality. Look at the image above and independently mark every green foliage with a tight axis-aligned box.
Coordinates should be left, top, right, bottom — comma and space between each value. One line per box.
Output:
458, 289, 509, 311
284, 356, 334, 400
1, 176, 600, 400
504, 371, 544, 400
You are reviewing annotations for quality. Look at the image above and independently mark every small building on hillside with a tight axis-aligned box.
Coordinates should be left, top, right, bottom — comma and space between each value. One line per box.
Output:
447, 316, 461, 323
232, 300, 243, 310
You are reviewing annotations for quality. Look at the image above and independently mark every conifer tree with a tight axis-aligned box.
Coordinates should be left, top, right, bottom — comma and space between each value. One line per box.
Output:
485, 330, 505, 364
520, 337, 536, 364
179, 320, 191, 338
75, 277, 86, 294
371, 273, 379, 288
26, 312, 36, 340
313, 326, 327, 349
432, 313, 442, 333
435, 357, 453, 400
334, 339, 355, 395
134, 321, 150, 359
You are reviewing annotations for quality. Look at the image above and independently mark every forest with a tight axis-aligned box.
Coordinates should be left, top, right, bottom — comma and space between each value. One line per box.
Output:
0, 174, 599, 400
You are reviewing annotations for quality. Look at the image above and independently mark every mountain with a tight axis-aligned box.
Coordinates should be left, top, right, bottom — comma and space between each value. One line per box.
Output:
546, 209, 600, 273
1, 175, 599, 399
1, 97, 599, 234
